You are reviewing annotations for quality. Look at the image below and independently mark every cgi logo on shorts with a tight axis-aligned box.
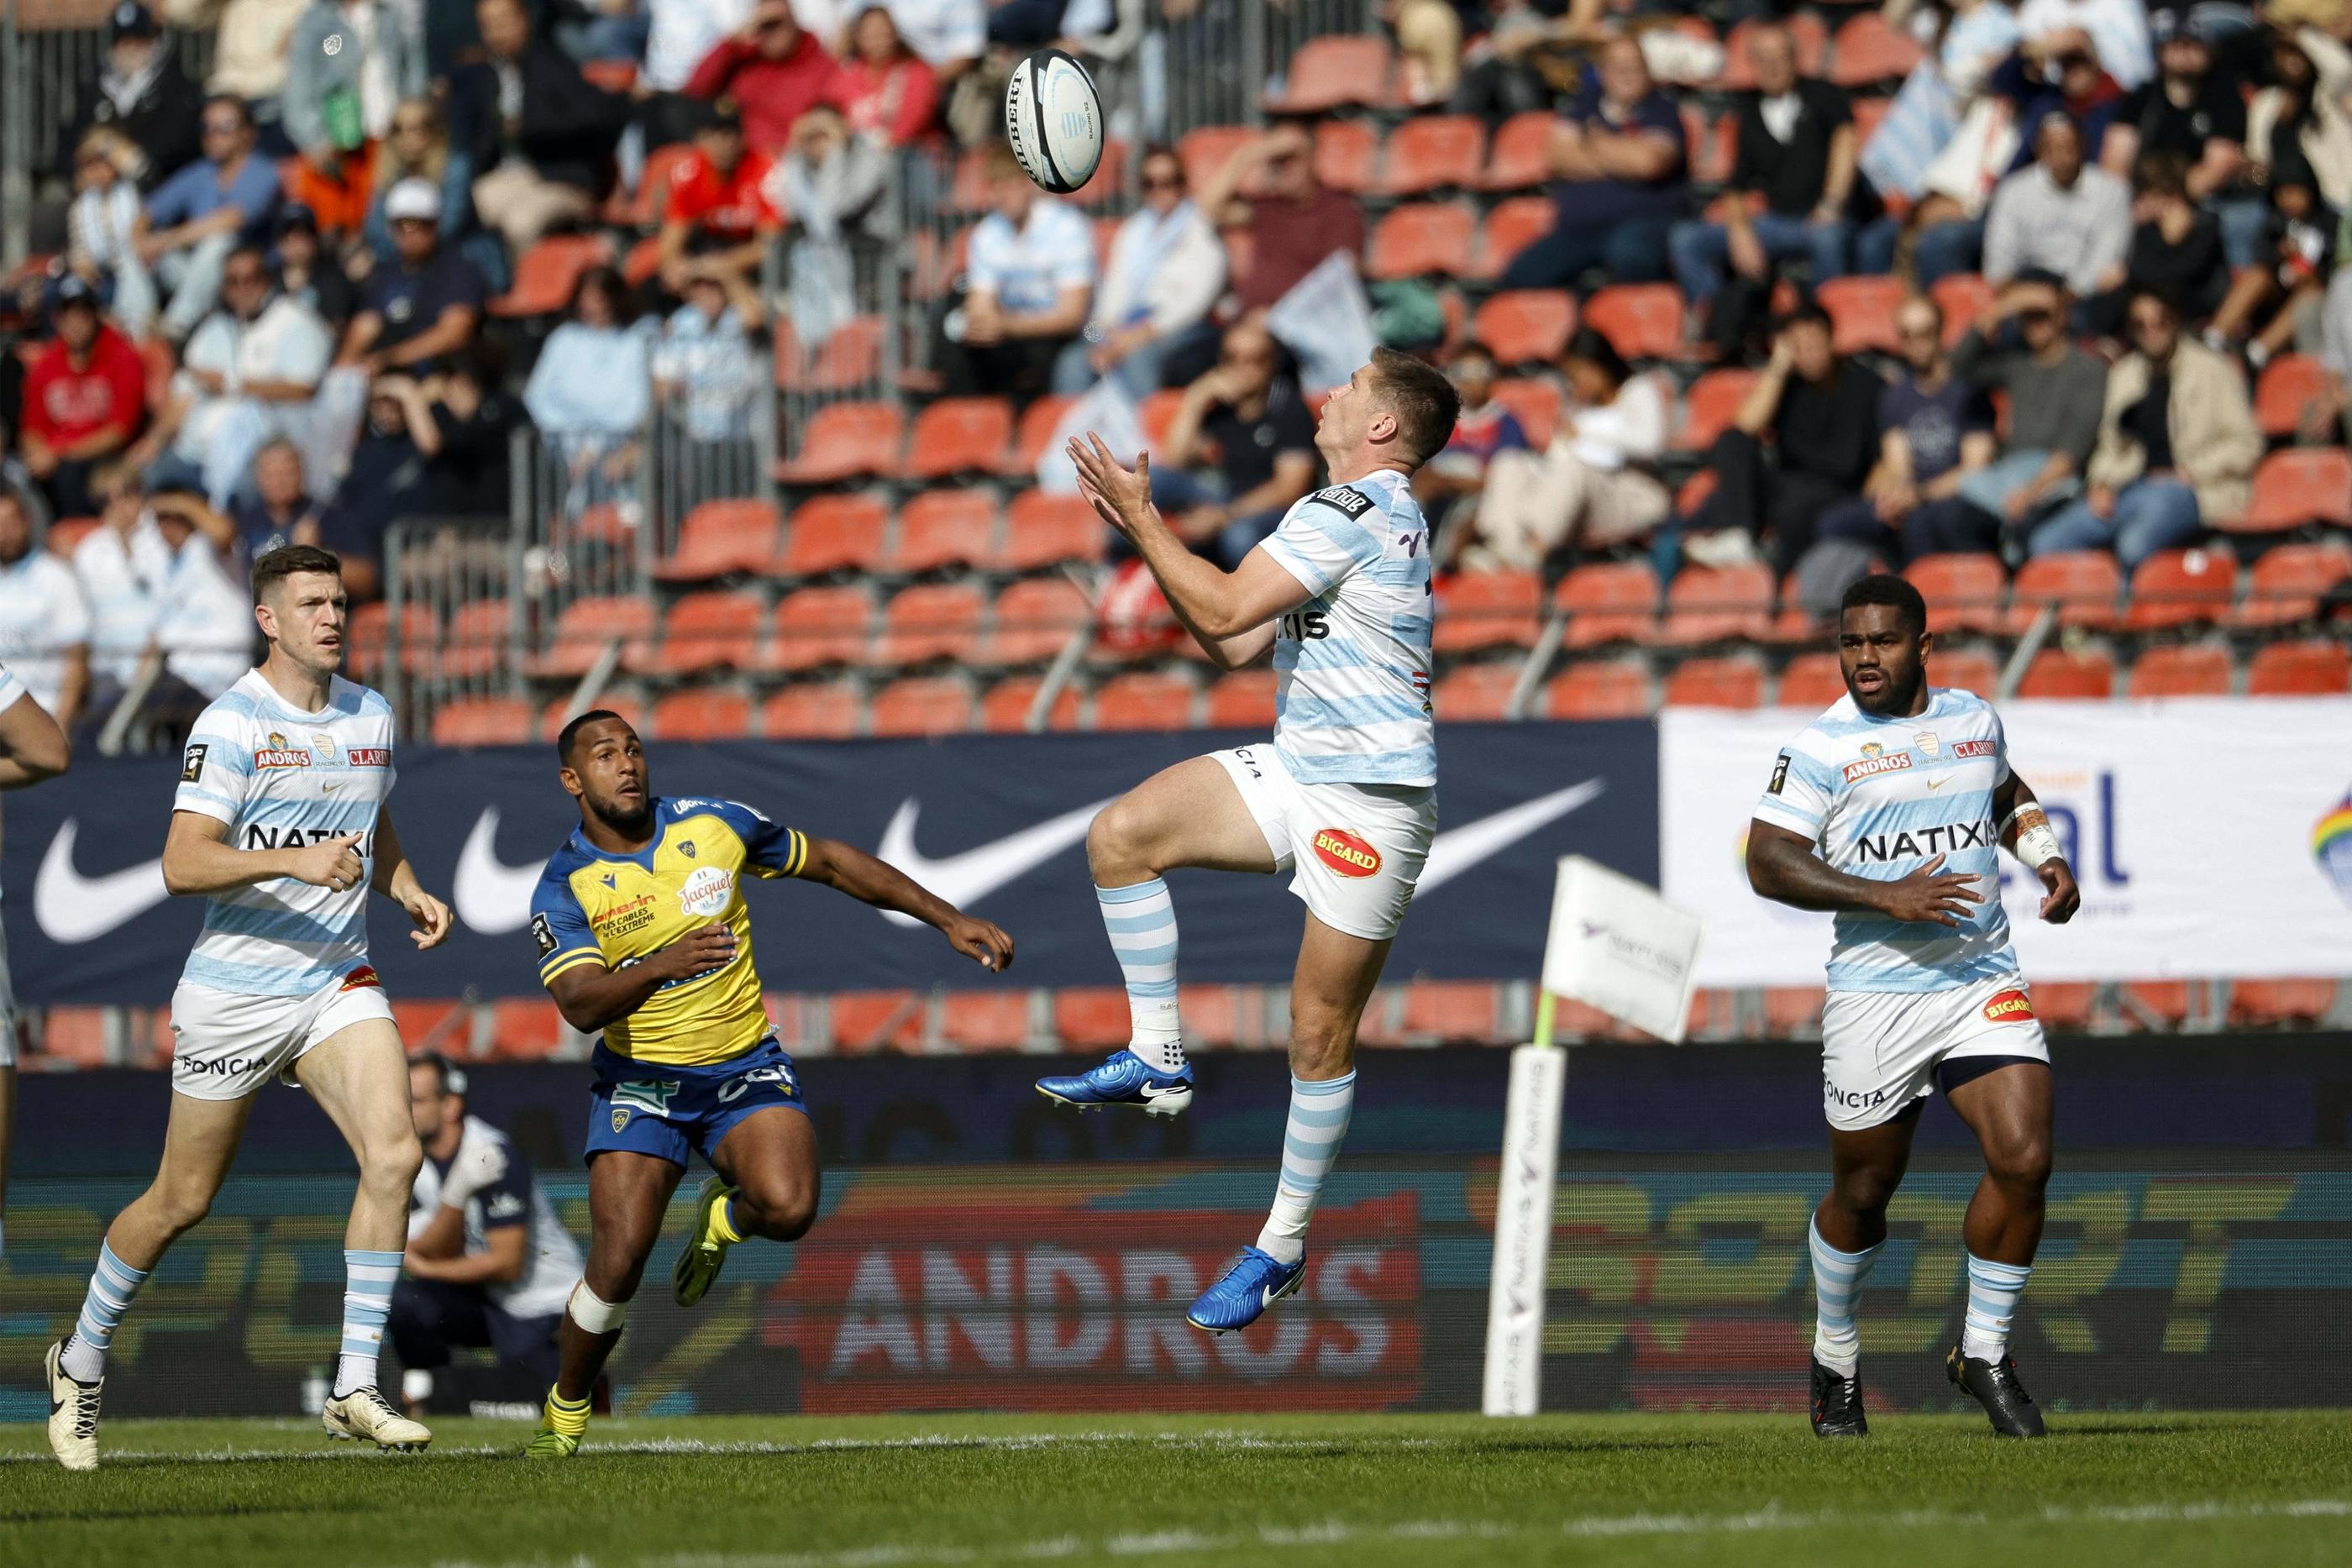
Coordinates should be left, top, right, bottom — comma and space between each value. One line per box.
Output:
1312, 828, 1382, 878
1982, 988, 2036, 1023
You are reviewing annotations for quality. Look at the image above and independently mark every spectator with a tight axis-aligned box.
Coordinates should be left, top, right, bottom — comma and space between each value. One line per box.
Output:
1678, 302, 1884, 575
1386, 0, 1462, 107
70, 464, 174, 701
274, 204, 364, 331
363, 99, 491, 285
645, 0, 758, 105
933, 145, 1094, 400
1950, 270, 2110, 535
320, 375, 433, 597
769, 103, 890, 348
130, 244, 333, 508
66, 129, 158, 336
160, 0, 310, 135
1418, 343, 1529, 553
19, 277, 148, 521
1815, 295, 2002, 564
1667, 21, 1856, 352
55, 3, 204, 192
2082, 149, 2228, 339
655, 273, 768, 509
828, 5, 941, 146
2205, 169, 2336, 367
1197, 120, 1366, 317
228, 437, 329, 559
451, 0, 629, 254
339, 178, 489, 376
1992, 42, 2129, 177
2016, 0, 2155, 92
1054, 144, 1224, 400
2250, 26, 2352, 220
1498, 36, 1685, 293
523, 267, 654, 510
394, 1054, 583, 1419
1978, 113, 2133, 297
1144, 320, 1319, 569
659, 102, 780, 298
134, 96, 281, 342
283, 0, 427, 241
148, 488, 254, 700
558, 0, 654, 65
2103, 10, 2258, 267
1461, 326, 1670, 570
1856, 0, 2022, 217
2029, 285, 2257, 567
0, 488, 95, 733
685, 0, 841, 155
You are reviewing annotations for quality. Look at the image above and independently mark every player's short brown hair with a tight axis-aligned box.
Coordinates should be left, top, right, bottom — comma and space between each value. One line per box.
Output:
252, 543, 343, 604
1366, 346, 1461, 467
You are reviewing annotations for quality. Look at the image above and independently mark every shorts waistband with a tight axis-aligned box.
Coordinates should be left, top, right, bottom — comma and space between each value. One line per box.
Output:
591, 1036, 783, 1080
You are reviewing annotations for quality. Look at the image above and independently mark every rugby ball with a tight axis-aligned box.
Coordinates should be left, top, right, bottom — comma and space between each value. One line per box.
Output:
1004, 48, 1104, 196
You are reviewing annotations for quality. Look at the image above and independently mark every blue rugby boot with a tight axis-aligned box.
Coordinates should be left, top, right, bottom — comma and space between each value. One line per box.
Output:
1035, 1049, 1194, 1117
1186, 1246, 1305, 1335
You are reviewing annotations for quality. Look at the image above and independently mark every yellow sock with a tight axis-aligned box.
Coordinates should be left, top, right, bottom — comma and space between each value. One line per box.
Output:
708, 1193, 743, 1246
544, 1388, 591, 1438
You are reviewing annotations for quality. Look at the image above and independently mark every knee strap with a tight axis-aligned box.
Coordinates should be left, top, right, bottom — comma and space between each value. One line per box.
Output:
567, 1281, 628, 1335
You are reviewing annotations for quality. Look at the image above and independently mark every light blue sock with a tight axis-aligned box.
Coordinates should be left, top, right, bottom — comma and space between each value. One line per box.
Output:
1808, 1218, 1882, 1377
61, 1240, 150, 1382
1256, 1071, 1356, 1265
335, 1248, 402, 1397
1097, 879, 1184, 1073
1962, 1252, 2032, 1363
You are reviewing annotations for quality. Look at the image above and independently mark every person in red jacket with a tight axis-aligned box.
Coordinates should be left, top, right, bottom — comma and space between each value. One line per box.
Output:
827, 6, 939, 149
659, 101, 780, 298
684, 0, 839, 156
20, 278, 147, 520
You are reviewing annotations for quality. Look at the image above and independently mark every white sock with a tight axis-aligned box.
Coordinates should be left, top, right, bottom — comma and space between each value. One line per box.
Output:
1808, 1218, 1881, 1378
1097, 879, 1185, 1075
333, 1248, 401, 1398
1961, 1252, 2032, 1363
1255, 1071, 1355, 1265
62, 1240, 150, 1383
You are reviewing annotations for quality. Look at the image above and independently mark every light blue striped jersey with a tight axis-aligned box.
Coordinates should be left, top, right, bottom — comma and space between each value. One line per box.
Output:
171, 669, 399, 997
1255, 469, 1436, 787
1752, 686, 2016, 994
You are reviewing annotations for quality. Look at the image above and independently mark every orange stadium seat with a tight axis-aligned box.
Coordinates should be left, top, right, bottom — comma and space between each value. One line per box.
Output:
1777, 653, 1847, 707
1557, 560, 1660, 648
1929, 274, 1993, 345
620, 234, 662, 287
888, 490, 997, 574
490, 234, 608, 317
1932, 648, 2001, 695
1436, 663, 1520, 721
2247, 638, 2352, 695
37, 1006, 112, 1067
1004, 395, 1072, 474
1366, 202, 1476, 281
1000, 490, 1105, 570
1381, 115, 1484, 195
2016, 647, 2115, 698
869, 676, 975, 737
775, 314, 885, 394
606, 140, 696, 228
540, 692, 642, 741
651, 687, 753, 741
979, 674, 1080, 732
1053, 988, 1134, 1048
431, 696, 535, 747
1488, 376, 1561, 447
1583, 283, 1685, 361
760, 681, 861, 738
1763, 985, 1827, 1034
1665, 655, 1767, 708
1818, 275, 1907, 355
1830, 11, 1924, 86
440, 598, 514, 679
1177, 125, 1255, 194
774, 495, 889, 578
1761, 566, 1835, 647
490, 999, 569, 1059
2122, 980, 2193, 1030
2008, 550, 2122, 632
902, 397, 1015, 481
1267, 34, 1394, 113
1545, 658, 1653, 719
981, 577, 1090, 665
777, 401, 905, 485
2234, 447, 2352, 531
656, 498, 780, 582
1907, 553, 2008, 634
1475, 197, 1557, 281
1179, 984, 1249, 1049
1206, 669, 1278, 729
529, 595, 655, 679
1313, 118, 1378, 193
1677, 369, 1755, 450
2229, 978, 2339, 1027
1483, 112, 1557, 191
940, 991, 1032, 1051
766, 585, 873, 671
1472, 291, 1576, 368
1404, 981, 1501, 1042
2254, 354, 2330, 438
2126, 642, 2233, 697
1651, 562, 1775, 645
1091, 670, 1197, 731
2231, 540, 2352, 627
875, 583, 985, 666
1436, 569, 1542, 652
2125, 548, 2236, 631
653, 590, 764, 675
347, 600, 438, 680
831, 990, 925, 1052
1138, 387, 1185, 449
2029, 982, 2096, 1033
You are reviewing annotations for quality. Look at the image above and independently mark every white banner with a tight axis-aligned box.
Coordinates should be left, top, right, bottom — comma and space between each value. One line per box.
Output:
1263, 250, 1378, 395
1539, 855, 1704, 1043
1661, 698, 2352, 986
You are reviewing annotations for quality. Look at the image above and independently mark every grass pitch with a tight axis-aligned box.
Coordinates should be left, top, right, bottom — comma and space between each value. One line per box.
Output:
3, 1409, 2348, 1568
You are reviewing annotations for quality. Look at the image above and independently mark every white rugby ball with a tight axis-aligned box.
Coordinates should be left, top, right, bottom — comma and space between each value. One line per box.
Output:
1004, 48, 1104, 196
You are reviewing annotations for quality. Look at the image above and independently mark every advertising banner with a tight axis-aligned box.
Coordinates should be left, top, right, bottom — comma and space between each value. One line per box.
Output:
1660, 697, 2352, 988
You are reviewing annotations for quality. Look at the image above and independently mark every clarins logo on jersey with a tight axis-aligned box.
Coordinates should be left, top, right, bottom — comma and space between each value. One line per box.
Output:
677, 864, 735, 917
1953, 739, 1997, 759
254, 731, 312, 768
1854, 820, 1995, 862
1842, 748, 1913, 783
1982, 989, 2036, 1023
348, 747, 391, 766
1312, 828, 1383, 878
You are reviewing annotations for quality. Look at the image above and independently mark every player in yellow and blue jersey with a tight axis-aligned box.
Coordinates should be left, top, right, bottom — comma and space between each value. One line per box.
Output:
521, 711, 1014, 1457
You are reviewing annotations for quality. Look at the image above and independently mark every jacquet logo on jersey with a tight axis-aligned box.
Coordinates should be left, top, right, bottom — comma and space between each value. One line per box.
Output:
254, 731, 312, 768
1982, 989, 2036, 1023
1843, 751, 1913, 783
1312, 828, 1382, 878
677, 865, 734, 917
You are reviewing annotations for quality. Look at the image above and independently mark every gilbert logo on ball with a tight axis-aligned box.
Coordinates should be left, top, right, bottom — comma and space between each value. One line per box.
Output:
1005, 48, 1104, 195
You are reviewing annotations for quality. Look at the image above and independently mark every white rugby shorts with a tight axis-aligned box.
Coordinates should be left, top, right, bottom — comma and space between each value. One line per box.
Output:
1819, 973, 2050, 1131
170, 968, 396, 1101
1209, 744, 1437, 942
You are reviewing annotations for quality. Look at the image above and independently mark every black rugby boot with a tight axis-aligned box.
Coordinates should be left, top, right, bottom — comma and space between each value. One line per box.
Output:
1947, 1343, 2046, 1437
1809, 1356, 1868, 1437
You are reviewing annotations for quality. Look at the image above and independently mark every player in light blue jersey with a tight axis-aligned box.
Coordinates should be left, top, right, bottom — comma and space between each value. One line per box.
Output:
1748, 576, 2079, 1441
45, 546, 453, 1471
1044, 349, 1459, 1335
0, 655, 74, 1272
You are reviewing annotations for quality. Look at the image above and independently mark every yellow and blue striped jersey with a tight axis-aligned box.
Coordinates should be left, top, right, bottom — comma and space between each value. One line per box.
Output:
528, 795, 809, 1066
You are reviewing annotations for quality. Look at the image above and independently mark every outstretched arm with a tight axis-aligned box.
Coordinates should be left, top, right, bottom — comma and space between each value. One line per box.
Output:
1992, 771, 2079, 924
797, 836, 1015, 972
1746, 819, 1986, 926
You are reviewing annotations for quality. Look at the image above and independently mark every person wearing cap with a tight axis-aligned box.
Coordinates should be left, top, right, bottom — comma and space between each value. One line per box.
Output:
1950, 270, 2111, 532
2103, 10, 2258, 265
682, 0, 842, 155
282, 0, 427, 238
55, 2, 204, 191
659, 101, 781, 298
18, 279, 148, 521
134, 95, 281, 342
335, 177, 488, 376
449, 0, 628, 254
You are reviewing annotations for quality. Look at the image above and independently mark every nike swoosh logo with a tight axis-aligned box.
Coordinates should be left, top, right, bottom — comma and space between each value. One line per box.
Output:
35, 820, 170, 943
877, 796, 1114, 928
1419, 778, 1607, 894
323, 780, 343, 794
1926, 777, 1951, 791
453, 808, 547, 935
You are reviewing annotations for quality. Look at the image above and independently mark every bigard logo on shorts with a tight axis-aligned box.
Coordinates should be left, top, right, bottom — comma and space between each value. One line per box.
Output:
1312, 828, 1382, 878
339, 965, 382, 991
254, 731, 312, 768
1982, 988, 2035, 1023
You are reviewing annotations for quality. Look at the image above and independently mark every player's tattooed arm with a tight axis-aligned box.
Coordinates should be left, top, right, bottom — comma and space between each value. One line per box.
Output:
796, 836, 1017, 973
544, 924, 739, 1033
161, 810, 367, 896
1992, 773, 2081, 925
1746, 818, 1986, 927
370, 810, 454, 949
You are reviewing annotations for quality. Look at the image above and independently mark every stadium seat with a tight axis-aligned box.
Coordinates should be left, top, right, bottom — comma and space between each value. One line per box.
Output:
2008, 550, 2122, 632
1403, 981, 1501, 1042
1928, 275, 1992, 346
760, 681, 861, 738
540, 692, 640, 742
1817, 275, 1907, 355
1677, 369, 1756, 450
36, 1006, 112, 1067
347, 600, 438, 681
391, 999, 465, 1054
652, 590, 765, 675
1436, 569, 1542, 652
1650, 562, 1775, 646
2229, 978, 2338, 1027
1472, 291, 1576, 369
1053, 987, 1134, 1048
776, 401, 905, 485
1313, 117, 1378, 193
981, 577, 1090, 665
604, 139, 695, 228
1932, 648, 2001, 695
440, 598, 514, 679
1483, 112, 1557, 191
490, 233, 609, 317
2125, 642, 2232, 698
1488, 376, 1561, 448
2233, 447, 2352, 532
1762, 985, 1827, 1035
656, 498, 781, 582
1435, 662, 1520, 721
2030, 982, 2096, 1033
902, 397, 1015, 481
1830, 11, 1924, 86
2247, 638, 2352, 695
489, 999, 569, 1059
1906, 553, 2008, 635
875, 582, 986, 666
1380, 115, 1484, 195
940, 990, 1032, 1051
1000, 490, 1106, 570
620, 233, 663, 287
1366, 202, 1476, 281
650, 687, 753, 741
1176, 125, 1256, 194
1544, 658, 1653, 719
1090, 670, 1197, 731
830, 990, 925, 1052
1475, 197, 1557, 281
775, 314, 885, 394
766, 585, 873, 671
2015, 647, 2115, 698
430, 696, 535, 747
1557, 560, 1660, 648
2230, 540, 2352, 627
1206, 669, 1278, 729
1683, 106, 1735, 186
2253, 354, 2330, 438
1664, 655, 1766, 708
1266, 34, 1393, 113
529, 595, 655, 679
1069, 137, 1127, 207
979, 674, 1081, 732
1004, 395, 1073, 475
2121, 980, 2193, 1030
1178, 984, 1249, 1049
2124, 548, 2236, 631
869, 675, 975, 736
888, 490, 998, 574
774, 495, 890, 578
1582, 283, 1685, 361
1776, 653, 1846, 707
1137, 387, 1186, 450
1759, 566, 1835, 647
